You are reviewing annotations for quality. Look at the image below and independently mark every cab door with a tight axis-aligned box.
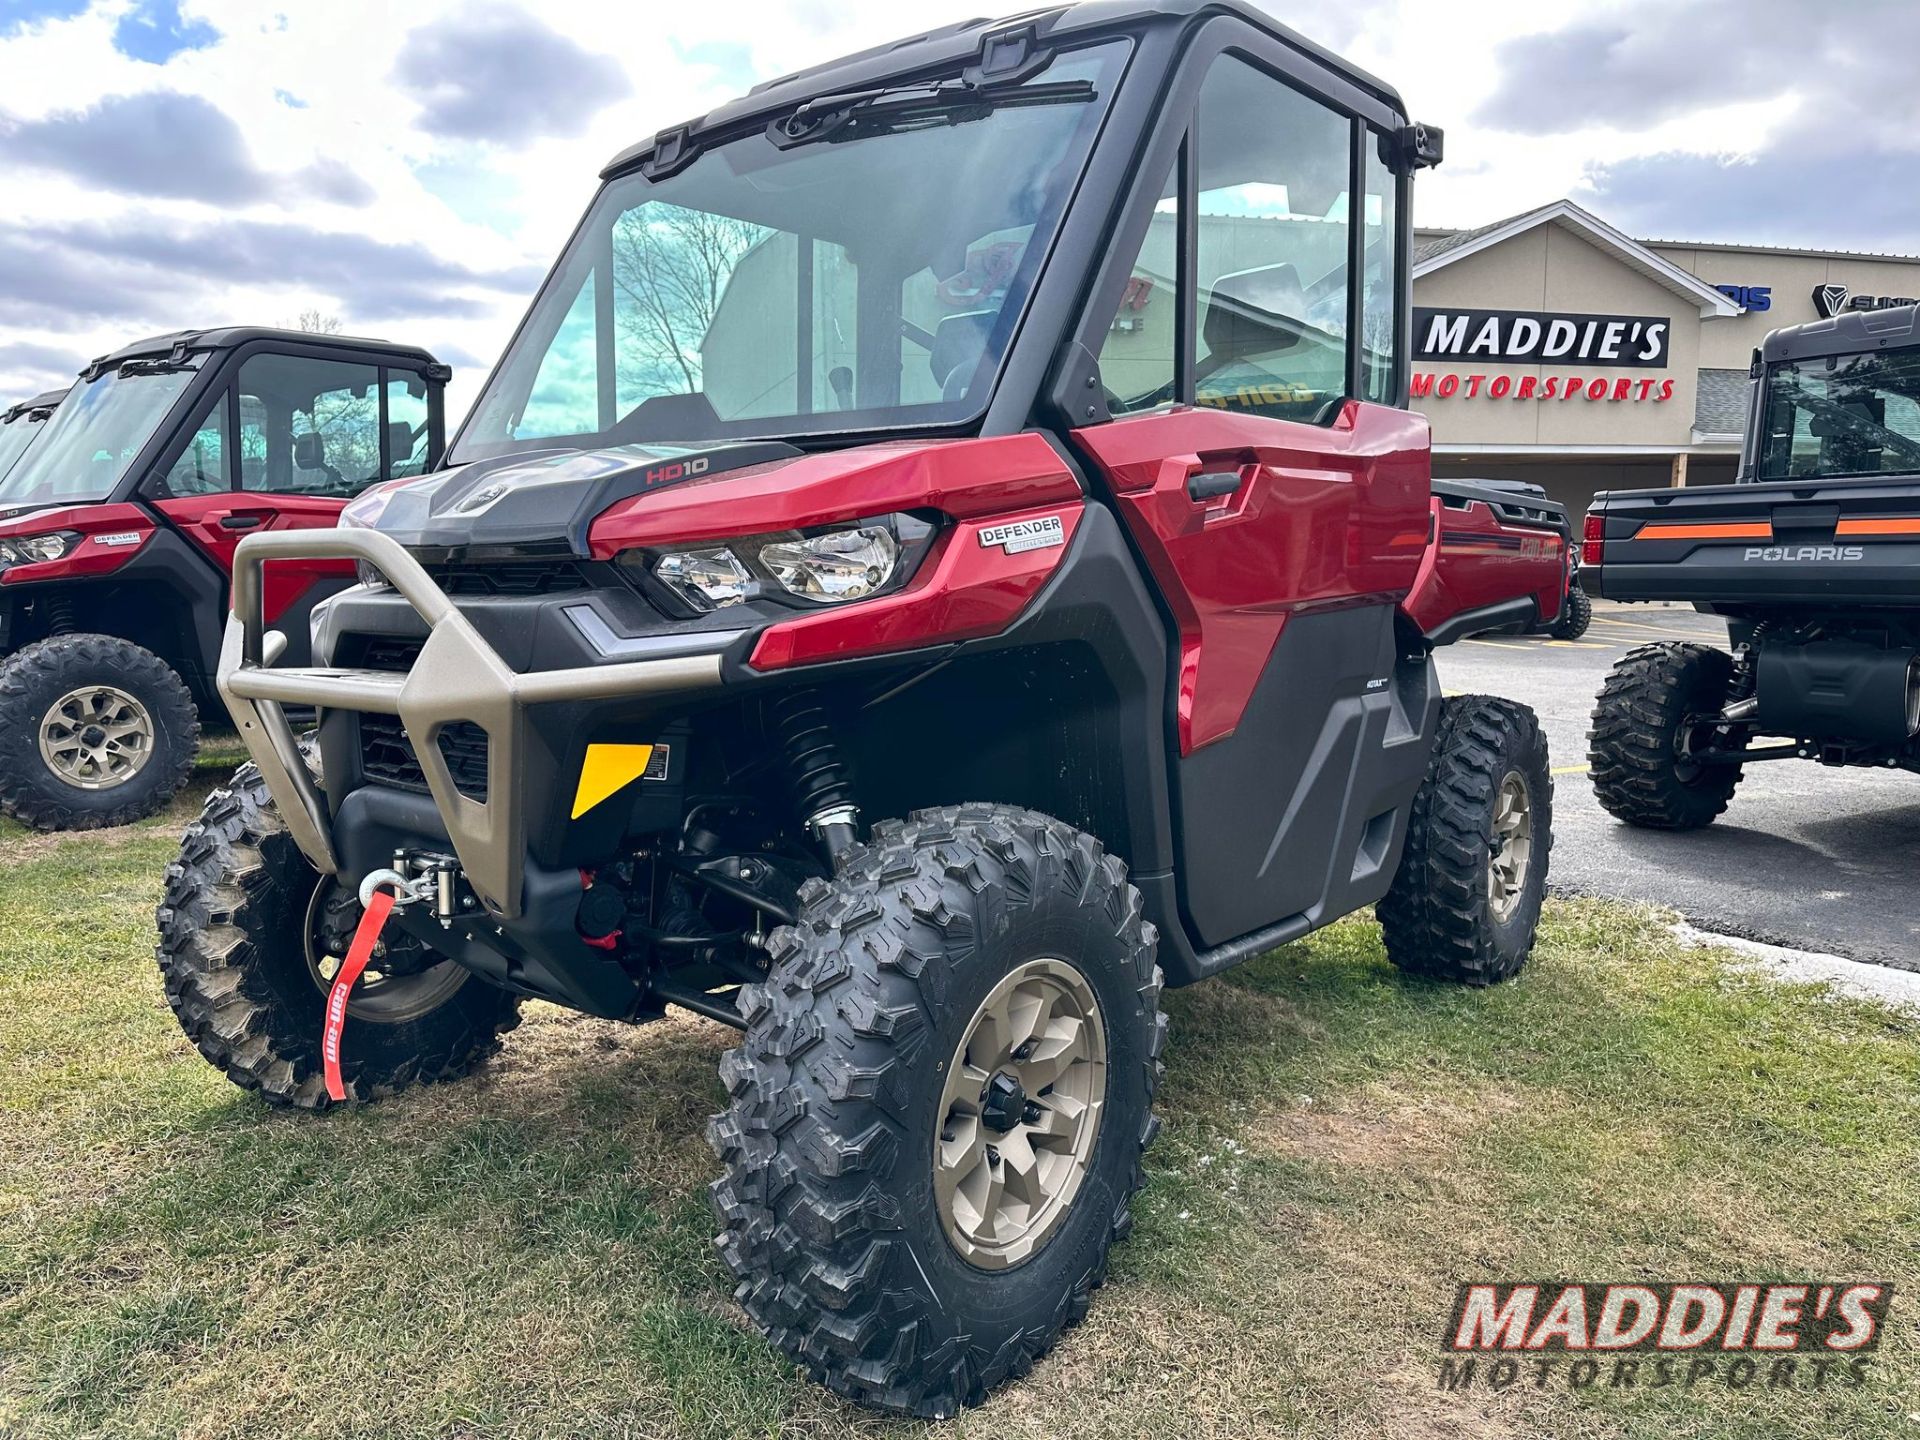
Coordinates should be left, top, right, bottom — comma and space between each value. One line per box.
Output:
1065, 43, 1434, 949
149, 348, 437, 651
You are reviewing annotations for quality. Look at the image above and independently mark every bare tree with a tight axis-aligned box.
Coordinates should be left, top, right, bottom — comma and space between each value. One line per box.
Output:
609, 207, 767, 395
297, 309, 344, 335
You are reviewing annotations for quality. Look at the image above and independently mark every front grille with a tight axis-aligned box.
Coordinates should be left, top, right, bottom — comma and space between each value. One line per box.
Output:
358, 712, 489, 801
358, 635, 425, 672
419, 559, 588, 596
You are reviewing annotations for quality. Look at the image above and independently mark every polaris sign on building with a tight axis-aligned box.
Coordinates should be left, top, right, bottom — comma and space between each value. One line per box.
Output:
1408, 199, 1920, 517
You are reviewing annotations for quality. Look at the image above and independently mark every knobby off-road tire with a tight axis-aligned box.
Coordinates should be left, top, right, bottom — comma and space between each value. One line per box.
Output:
709, 804, 1165, 1418
1547, 586, 1592, 640
155, 763, 519, 1108
1590, 642, 1744, 831
0, 634, 198, 830
1379, 695, 1552, 985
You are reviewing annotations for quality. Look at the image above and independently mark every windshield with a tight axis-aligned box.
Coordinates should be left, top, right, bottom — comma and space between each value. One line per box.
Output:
454, 40, 1129, 462
1758, 346, 1920, 481
0, 363, 199, 510
0, 409, 51, 482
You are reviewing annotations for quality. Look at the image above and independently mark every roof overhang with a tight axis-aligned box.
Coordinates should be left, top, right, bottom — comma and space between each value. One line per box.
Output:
1416, 200, 1742, 320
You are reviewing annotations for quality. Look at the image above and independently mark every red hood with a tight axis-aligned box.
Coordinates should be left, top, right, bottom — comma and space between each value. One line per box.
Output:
585, 434, 1081, 558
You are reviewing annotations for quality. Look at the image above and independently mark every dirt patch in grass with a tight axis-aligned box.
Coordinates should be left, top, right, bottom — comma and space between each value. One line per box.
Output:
1250, 1082, 1531, 1171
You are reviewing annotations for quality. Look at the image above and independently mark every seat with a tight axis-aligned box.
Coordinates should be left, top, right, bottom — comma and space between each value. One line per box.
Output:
1199, 262, 1308, 377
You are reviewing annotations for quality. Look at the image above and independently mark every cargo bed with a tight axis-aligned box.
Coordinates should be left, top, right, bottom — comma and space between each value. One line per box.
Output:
1586, 475, 1920, 609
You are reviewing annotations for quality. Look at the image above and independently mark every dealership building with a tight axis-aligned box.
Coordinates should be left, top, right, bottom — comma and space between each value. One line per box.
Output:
1410, 199, 1920, 515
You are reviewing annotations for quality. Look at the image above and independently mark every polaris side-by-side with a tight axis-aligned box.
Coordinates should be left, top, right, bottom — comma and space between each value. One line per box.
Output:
1587, 304, 1920, 828
158, 2, 1554, 1417
0, 329, 447, 828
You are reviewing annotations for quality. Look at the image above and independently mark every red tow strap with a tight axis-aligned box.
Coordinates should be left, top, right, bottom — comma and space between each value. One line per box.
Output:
323, 889, 397, 1102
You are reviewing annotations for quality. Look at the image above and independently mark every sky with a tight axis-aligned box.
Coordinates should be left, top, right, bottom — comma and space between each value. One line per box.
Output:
0, 0, 1912, 414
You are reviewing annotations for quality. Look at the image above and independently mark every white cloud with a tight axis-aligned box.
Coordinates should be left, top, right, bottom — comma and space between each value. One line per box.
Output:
0, 0, 1890, 413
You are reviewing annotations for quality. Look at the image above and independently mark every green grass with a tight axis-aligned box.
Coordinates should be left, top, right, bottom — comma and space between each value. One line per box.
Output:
2, 804, 1918, 1438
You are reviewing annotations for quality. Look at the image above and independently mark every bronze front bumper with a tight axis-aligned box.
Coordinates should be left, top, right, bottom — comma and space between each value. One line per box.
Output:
218, 528, 725, 919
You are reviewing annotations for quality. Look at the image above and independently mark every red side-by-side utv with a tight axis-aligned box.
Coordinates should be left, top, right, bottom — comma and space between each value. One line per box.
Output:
156, 1, 1556, 1417
0, 329, 446, 828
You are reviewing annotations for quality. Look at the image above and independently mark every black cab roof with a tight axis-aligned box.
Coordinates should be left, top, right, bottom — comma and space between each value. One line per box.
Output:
82, 327, 443, 381
602, 0, 1407, 179
1760, 303, 1920, 366
0, 387, 68, 424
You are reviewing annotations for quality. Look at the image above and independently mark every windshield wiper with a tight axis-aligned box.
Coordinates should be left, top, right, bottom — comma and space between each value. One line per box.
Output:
771, 77, 1096, 149
116, 358, 195, 378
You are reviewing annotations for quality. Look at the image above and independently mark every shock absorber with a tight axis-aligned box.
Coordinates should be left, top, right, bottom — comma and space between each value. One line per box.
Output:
40, 593, 76, 636
768, 689, 860, 867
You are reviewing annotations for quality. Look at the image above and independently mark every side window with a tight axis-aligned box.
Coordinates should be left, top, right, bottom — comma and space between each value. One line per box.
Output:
157, 396, 231, 496
386, 374, 433, 477
1096, 154, 1179, 415
1360, 132, 1399, 405
237, 355, 381, 495
1194, 56, 1352, 422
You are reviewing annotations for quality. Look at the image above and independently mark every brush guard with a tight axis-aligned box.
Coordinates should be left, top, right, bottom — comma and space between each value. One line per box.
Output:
218, 528, 728, 921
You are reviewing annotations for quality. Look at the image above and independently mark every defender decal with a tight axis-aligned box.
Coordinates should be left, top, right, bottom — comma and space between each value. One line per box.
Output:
978, 514, 1065, 554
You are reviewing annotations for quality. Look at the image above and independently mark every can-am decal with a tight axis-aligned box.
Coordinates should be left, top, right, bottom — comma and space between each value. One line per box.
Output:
979, 515, 1065, 554
1743, 545, 1866, 562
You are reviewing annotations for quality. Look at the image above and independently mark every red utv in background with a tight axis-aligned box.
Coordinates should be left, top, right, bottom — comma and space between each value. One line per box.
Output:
0, 328, 447, 829
1408, 477, 1589, 642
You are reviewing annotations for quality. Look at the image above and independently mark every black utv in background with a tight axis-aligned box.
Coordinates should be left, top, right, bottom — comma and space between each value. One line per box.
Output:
0, 387, 67, 500
1587, 304, 1920, 827
0, 328, 446, 829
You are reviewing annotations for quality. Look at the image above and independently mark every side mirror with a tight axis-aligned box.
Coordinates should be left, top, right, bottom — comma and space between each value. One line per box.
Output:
1396, 122, 1444, 172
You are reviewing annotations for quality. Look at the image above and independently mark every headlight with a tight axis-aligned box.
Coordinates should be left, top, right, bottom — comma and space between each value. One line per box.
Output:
653, 546, 752, 612
759, 525, 899, 602
0, 532, 75, 566
341, 480, 407, 530
636, 514, 935, 613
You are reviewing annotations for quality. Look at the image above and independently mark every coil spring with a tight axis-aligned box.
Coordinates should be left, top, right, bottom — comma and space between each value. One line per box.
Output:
769, 689, 855, 825
40, 594, 77, 636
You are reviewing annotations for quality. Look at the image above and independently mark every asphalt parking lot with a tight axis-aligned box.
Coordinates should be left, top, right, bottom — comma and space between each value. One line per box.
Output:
1444, 599, 1920, 969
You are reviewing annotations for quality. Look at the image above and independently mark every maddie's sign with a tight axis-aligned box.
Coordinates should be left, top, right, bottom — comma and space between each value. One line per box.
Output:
1415, 307, 1671, 368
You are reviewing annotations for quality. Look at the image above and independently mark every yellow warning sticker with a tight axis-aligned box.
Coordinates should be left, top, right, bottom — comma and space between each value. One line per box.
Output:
572, 743, 656, 819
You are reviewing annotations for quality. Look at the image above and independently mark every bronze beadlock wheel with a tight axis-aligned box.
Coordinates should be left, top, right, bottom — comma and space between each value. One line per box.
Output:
1487, 770, 1534, 923
37, 683, 155, 789
934, 957, 1108, 1270
709, 804, 1166, 1418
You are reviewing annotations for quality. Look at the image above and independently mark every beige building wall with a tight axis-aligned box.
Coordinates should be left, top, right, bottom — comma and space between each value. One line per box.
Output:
1410, 224, 1710, 451
1651, 245, 1920, 370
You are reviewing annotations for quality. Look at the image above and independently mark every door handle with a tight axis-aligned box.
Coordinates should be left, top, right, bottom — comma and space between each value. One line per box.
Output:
1187, 469, 1242, 502
215, 512, 269, 531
